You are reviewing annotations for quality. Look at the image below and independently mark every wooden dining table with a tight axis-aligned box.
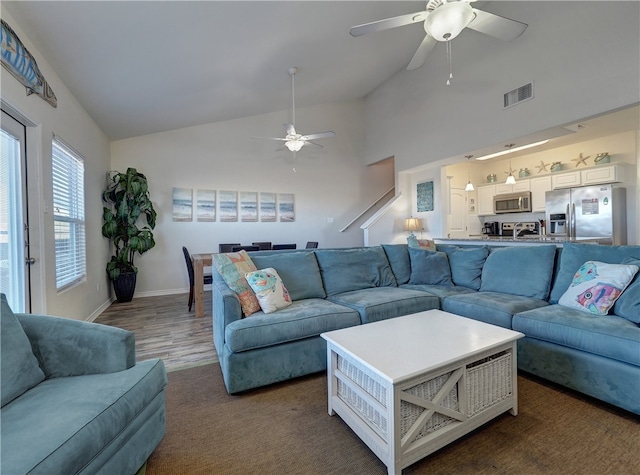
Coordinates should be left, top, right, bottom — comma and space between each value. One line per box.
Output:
191, 253, 213, 318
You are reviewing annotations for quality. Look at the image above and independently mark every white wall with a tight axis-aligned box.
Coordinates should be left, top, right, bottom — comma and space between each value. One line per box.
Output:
363, 1, 640, 246
110, 99, 394, 296
0, 9, 112, 319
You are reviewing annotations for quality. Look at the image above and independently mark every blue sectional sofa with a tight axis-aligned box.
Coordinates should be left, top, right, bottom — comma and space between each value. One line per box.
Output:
1, 294, 168, 475
212, 243, 640, 415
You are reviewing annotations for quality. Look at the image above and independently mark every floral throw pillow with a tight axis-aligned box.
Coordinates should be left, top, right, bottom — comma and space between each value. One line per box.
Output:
245, 268, 292, 314
558, 260, 639, 316
407, 235, 436, 251
212, 250, 261, 317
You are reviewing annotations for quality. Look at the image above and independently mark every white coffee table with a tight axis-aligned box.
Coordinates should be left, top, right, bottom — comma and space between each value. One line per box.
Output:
321, 309, 524, 475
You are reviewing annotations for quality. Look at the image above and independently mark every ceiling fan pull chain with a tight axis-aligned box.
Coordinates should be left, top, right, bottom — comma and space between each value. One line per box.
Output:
446, 40, 453, 86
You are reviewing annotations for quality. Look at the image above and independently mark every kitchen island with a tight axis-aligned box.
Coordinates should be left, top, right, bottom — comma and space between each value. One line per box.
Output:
435, 236, 607, 247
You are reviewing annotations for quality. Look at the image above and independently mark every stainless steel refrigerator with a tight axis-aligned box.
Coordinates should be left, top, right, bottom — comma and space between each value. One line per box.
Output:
545, 184, 627, 244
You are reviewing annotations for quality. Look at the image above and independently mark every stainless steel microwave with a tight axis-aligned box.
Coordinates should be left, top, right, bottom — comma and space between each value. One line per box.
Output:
493, 192, 532, 214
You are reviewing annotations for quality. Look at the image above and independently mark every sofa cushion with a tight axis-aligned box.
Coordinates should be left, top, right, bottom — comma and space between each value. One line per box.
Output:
225, 299, 361, 352
0, 358, 166, 475
212, 250, 260, 316
401, 283, 476, 302
558, 260, 638, 316
245, 268, 292, 314
480, 245, 557, 299
513, 305, 640, 367
549, 242, 640, 303
315, 247, 397, 296
440, 246, 490, 290
408, 248, 453, 286
443, 291, 549, 329
382, 244, 411, 285
1, 293, 45, 407
328, 287, 440, 324
614, 257, 640, 323
251, 251, 326, 300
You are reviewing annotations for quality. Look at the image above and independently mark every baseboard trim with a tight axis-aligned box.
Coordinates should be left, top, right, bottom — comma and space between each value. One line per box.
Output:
86, 297, 115, 322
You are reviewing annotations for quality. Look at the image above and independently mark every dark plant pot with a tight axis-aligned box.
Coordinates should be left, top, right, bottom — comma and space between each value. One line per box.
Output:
113, 272, 137, 303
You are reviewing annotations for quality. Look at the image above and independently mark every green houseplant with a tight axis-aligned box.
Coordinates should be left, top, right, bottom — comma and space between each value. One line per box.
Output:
102, 167, 157, 302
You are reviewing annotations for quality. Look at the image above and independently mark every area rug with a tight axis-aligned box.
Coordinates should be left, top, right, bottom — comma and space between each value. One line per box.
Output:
146, 362, 639, 474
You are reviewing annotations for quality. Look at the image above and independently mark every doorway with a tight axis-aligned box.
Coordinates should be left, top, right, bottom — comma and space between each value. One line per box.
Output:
1, 110, 30, 312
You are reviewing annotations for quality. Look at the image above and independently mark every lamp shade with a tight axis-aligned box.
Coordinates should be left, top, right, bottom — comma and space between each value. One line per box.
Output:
424, 2, 474, 41
465, 181, 475, 192
505, 174, 517, 185
403, 217, 422, 232
285, 139, 304, 152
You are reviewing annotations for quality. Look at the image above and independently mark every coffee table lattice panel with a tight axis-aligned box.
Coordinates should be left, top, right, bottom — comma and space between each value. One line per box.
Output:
336, 349, 514, 446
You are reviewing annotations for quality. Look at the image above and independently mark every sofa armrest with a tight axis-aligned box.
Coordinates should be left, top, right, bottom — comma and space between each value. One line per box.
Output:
16, 313, 135, 378
212, 278, 242, 352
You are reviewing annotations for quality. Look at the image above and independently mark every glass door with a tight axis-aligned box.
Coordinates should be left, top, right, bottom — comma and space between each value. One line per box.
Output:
1, 110, 30, 312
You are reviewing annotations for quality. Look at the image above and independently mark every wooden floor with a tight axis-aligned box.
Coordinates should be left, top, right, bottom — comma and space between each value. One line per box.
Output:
95, 292, 217, 371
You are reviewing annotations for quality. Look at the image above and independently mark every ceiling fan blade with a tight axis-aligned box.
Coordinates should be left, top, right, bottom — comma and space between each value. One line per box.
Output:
305, 141, 324, 149
301, 131, 335, 140
252, 136, 287, 141
407, 34, 437, 71
467, 9, 528, 41
284, 123, 296, 136
350, 10, 428, 37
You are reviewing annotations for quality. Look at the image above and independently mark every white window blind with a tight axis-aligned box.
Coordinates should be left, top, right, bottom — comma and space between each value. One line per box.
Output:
52, 137, 86, 290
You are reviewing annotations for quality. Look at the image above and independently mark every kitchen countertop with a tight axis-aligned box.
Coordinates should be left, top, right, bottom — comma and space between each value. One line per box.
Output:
435, 236, 607, 246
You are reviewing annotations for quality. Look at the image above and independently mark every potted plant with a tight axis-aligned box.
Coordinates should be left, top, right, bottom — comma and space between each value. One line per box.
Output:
102, 167, 157, 302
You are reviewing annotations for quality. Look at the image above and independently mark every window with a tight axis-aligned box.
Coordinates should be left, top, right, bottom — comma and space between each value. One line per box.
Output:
52, 137, 86, 290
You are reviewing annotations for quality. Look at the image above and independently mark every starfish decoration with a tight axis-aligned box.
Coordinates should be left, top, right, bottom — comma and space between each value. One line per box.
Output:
504, 167, 517, 176
572, 153, 590, 167
535, 161, 549, 174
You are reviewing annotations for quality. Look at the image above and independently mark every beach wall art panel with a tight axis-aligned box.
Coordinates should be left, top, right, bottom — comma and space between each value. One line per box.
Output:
240, 191, 258, 222
260, 192, 276, 222
278, 193, 295, 222
196, 189, 216, 222
172, 187, 193, 222
219, 190, 238, 222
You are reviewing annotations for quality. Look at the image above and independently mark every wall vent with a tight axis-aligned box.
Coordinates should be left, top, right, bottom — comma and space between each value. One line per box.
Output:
503, 82, 533, 108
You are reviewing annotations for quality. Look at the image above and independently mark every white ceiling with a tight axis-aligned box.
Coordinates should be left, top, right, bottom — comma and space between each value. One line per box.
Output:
4, 1, 432, 140
3, 1, 638, 147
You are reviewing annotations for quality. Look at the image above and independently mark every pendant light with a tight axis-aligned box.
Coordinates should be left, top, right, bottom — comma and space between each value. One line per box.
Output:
504, 144, 517, 185
464, 155, 475, 192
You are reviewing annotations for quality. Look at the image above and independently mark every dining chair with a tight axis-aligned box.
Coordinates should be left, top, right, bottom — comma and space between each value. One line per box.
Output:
272, 244, 297, 250
232, 245, 260, 252
219, 243, 241, 253
305, 241, 318, 249
252, 242, 272, 250
182, 246, 213, 312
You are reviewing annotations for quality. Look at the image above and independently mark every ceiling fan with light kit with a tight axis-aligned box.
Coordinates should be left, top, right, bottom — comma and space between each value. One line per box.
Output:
350, 0, 527, 82
252, 67, 335, 153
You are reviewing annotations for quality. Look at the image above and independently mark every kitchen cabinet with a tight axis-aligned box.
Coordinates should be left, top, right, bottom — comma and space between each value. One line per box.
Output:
477, 185, 495, 216
552, 170, 581, 189
495, 181, 530, 195
530, 176, 552, 212
581, 165, 619, 185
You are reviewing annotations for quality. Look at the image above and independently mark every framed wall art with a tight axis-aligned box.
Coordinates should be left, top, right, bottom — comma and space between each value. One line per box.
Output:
219, 190, 238, 222
260, 192, 276, 222
172, 187, 193, 222
240, 191, 258, 222
417, 181, 434, 212
278, 193, 295, 222
196, 189, 216, 222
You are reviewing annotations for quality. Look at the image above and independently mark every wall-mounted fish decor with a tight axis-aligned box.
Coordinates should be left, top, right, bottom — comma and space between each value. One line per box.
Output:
1, 19, 57, 107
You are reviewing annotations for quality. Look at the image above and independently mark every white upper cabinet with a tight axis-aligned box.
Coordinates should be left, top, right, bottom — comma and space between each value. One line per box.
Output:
551, 170, 581, 189
581, 165, 619, 185
530, 176, 552, 212
477, 185, 496, 216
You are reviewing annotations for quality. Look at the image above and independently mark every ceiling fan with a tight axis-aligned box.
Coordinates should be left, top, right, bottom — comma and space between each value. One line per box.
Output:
253, 67, 335, 153
350, 0, 528, 71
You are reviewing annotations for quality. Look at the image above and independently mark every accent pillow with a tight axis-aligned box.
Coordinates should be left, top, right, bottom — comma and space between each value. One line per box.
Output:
480, 245, 557, 299
1, 293, 45, 407
441, 246, 490, 290
559, 260, 639, 316
407, 235, 436, 251
613, 257, 640, 323
245, 268, 292, 314
212, 250, 261, 316
250, 251, 326, 300
408, 248, 453, 286
549, 242, 640, 303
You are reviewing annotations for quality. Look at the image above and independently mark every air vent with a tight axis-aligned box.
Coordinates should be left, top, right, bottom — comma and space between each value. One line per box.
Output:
503, 82, 533, 108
